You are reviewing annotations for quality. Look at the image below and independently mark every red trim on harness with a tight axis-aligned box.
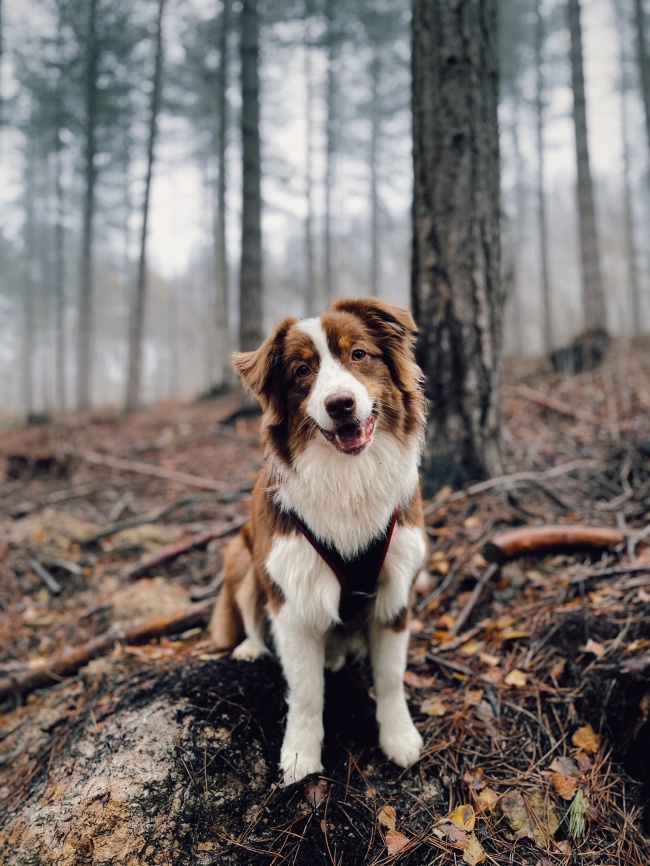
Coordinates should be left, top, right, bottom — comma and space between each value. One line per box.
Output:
288, 508, 399, 614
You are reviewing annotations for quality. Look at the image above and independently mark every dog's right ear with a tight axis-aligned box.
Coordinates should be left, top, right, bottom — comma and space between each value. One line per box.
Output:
232, 317, 296, 424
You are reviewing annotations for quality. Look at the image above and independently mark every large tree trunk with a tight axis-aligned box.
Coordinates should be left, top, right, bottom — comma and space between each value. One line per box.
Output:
534, 5, 553, 350
77, 0, 98, 411
567, 0, 607, 335
411, 0, 503, 496
214, 0, 232, 386
125, 0, 166, 412
239, 0, 263, 353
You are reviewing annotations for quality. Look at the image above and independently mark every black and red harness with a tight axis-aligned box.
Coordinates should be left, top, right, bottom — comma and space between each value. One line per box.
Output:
289, 508, 399, 623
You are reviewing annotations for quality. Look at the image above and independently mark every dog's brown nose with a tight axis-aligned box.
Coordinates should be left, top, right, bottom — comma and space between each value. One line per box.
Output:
325, 391, 356, 420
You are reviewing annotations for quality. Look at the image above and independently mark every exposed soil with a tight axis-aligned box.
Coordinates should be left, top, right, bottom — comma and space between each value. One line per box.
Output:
1, 340, 650, 864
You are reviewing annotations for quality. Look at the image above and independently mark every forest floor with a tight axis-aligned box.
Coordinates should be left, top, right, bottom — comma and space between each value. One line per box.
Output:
1, 339, 650, 865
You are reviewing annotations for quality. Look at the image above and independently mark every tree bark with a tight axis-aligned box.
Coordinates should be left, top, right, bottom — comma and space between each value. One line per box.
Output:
369, 50, 381, 298
77, 0, 98, 410
411, 0, 503, 496
125, 0, 166, 412
304, 0, 317, 316
324, 0, 337, 304
239, 0, 263, 352
567, 0, 608, 335
534, 5, 553, 350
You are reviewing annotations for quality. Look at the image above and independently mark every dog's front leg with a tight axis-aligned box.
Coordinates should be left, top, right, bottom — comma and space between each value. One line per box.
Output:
369, 622, 423, 768
271, 609, 326, 785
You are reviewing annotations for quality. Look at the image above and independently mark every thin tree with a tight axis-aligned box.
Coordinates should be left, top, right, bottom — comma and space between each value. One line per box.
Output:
323, 0, 338, 303
215, 0, 232, 384
634, 0, 650, 166
534, 4, 553, 349
304, 0, 317, 316
567, 0, 607, 337
411, 0, 503, 494
77, 0, 99, 410
239, 0, 263, 352
125, 0, 166, 412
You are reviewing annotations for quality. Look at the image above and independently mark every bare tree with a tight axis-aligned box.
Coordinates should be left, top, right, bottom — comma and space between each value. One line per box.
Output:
125, 0, 166, 412
304, 0, 317, 317
634, 0, 650, 167
534, 4, 553, 349
239, 0, 263, 352
567, 0, 607, 337
411, 0, 503, 494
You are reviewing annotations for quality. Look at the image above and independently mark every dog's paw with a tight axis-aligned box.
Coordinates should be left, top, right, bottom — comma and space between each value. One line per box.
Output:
280, 750, 323, 787
380, 719, 423, 768
232, 638, 265, 661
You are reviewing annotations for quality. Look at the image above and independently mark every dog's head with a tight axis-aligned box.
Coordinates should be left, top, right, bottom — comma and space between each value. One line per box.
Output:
233, 298, 424, 466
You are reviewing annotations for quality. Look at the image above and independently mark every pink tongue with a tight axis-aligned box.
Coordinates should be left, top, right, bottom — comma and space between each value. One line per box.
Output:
337, 424, 362, 444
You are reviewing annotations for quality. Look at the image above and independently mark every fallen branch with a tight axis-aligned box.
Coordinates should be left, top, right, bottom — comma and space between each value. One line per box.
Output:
122, 517, 247, 580
79, 450, 250, 494
0, 599, 215, 702
482, 524, 624, 564
30, 559, 62, 596
448, 564, 498, 637
514, 384, 595, 422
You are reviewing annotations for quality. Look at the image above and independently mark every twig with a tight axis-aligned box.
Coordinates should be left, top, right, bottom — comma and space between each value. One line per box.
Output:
79, 449, 250, 494
569, 561, 650, 585
448, 564, 498, 637
30, 559, 62, 595
122, 517, 247, 580
0, 600, 215, 702
514, 384, 595, 422
482, 525, 624, 564
8, 483, 98, 518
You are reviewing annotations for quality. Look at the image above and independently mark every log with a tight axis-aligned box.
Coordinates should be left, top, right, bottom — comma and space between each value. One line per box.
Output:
482, 524, 625, 564
0, 599, 215, 702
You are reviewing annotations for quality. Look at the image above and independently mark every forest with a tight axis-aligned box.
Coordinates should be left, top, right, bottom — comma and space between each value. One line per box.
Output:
1, 0, 650, 864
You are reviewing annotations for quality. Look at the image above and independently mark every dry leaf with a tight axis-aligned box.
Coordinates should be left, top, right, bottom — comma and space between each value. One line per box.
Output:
572, 724, 600, 754
549, 756, 579, 775
450, 804, 475, 831
404, 670, 435, 689
462, 833, 486, 865
479, 652, 500, 667
433, 823, 469, 846
377, 805, 396, 831
500, 629, 531, 641
477, 787, 499, 811
462, 767, 486, 790
550, 658, 566, 681
495, 790, 560, 849
421, 696, 448, 717
504, 669, 527, 688
385, 829, 409, 856
581, 639, 606, 658
464, 688, 484, 706
551, 772, 579, 801
574, 751, 593, 771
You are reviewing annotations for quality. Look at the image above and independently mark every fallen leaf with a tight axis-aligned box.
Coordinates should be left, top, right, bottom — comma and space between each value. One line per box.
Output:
555, 840, 573, 855
421, 696, 448, 717
495, 790, 560, 849
385, 829, 409, 856
477, 787, 499, 811
464, 688, 484, 706
504, 669, 527, 688
574, 751, 593, 771
479, 652, 500, 667
463, 767, 486, 790
450, 804, 475, 831
572, 724, 600, 754
462, 833, 486, 864
551, 772, 579, 801
549, 756, 579, 775
432, 823, 469, 846
404, 670, 435, 689
581, 638, 606, 658
377, 805, 396, 831
550, 658, 566, 681
304, 778, 328, 808
500, 629, 531, 641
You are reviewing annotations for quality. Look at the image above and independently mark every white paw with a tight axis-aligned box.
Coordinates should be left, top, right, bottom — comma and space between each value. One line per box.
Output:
232, 637, 265, 661
380, 718, 423, 768
280, 748, 323, 786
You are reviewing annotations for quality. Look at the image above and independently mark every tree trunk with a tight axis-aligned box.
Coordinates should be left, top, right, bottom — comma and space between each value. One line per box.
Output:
411, 0, 503, 496
324, 0, 337, 304
567, 0, 607, 335
304, 0, 317, 317
214, 0, 232, 386
509, 97, 527, 356
369, 50, 381, 298
22, 155, 36, 416
239, 0, 263, 352
534, 5, 553, 350
77, 0, 99, 410
617, 0, 642, 335
125, 0, 166, 412
634, 0, 650, 166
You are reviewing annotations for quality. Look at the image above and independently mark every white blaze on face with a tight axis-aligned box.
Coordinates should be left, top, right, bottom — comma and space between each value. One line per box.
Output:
297, 317, 374, 433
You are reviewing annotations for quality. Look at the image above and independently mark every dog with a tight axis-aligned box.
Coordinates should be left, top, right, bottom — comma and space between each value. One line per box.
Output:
209, 297, 426, 785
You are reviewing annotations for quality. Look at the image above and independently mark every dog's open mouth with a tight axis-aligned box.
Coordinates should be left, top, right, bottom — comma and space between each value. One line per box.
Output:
320, 413, 376, 455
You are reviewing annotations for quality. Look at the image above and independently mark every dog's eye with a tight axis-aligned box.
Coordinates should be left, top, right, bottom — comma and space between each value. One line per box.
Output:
295, 364, 311, 378
351, 349, 367, 361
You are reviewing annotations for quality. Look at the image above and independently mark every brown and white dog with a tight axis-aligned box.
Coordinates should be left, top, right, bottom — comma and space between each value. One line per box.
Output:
209, 298, 426, 785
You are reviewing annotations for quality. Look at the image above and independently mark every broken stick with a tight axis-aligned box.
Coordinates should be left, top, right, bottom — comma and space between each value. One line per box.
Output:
0, 599, 215, 703
482, 524, 624, 564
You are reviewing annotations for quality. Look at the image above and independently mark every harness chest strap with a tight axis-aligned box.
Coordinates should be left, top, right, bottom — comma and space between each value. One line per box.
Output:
288, 508, 399, 621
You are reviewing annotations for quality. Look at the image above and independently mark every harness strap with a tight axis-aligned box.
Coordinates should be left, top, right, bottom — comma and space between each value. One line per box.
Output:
288, 508, 399, 622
